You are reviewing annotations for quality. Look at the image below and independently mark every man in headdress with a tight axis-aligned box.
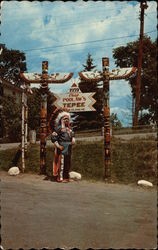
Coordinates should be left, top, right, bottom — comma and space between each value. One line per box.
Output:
49, 108, 75, 183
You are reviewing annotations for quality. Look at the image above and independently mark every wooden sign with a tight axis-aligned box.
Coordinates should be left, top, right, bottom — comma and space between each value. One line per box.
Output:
54, 83, 96, 112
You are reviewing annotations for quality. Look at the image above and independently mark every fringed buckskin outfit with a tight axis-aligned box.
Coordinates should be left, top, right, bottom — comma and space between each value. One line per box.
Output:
49, 109, 75, 182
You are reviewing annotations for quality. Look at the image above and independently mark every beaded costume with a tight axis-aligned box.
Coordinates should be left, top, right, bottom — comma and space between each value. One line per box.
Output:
49, 109, 75, 182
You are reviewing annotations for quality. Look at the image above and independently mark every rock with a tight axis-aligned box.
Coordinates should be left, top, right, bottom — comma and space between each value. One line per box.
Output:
8, 166, 20, 176
137, 180, 153, 187
69, 171, 81, 180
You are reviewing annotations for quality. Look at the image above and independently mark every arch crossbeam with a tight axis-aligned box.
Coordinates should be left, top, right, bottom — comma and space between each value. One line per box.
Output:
78, 67, 136, 82
20, 72, 73, 84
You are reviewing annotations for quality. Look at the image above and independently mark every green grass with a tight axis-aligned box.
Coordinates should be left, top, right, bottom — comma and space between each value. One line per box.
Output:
0, 138, 157, 184
111, 138, 157, 184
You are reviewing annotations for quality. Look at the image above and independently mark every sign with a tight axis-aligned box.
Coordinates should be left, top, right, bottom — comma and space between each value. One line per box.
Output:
54, 83, 96, 112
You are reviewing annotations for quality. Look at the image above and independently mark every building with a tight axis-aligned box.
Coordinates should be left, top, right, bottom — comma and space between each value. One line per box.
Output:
1, 79, 22, 103
0, 79, 22, 139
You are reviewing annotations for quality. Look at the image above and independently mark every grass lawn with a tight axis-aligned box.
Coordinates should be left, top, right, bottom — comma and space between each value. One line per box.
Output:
0, 138, 157, 184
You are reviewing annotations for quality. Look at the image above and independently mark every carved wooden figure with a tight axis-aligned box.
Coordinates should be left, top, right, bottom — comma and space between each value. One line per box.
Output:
79, 58, 136, 179
20, 61, 73, 174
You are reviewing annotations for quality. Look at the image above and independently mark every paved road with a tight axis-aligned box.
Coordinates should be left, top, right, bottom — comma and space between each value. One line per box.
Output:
113, 132, 157, 140
0, 171, 157, 249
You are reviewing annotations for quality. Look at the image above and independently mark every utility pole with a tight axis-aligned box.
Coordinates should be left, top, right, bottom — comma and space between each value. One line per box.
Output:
0, 0, 2, 36
133, 1, 148, 127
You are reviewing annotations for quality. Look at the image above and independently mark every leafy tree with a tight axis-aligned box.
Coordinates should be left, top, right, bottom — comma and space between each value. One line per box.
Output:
0, 44, 27, 86
76, 53, 103, 130
27, 87, 56, 134
113, 36, 157, 125
27, 88, 41, 131
110, 113, 122, 129
1, 95, 21, 142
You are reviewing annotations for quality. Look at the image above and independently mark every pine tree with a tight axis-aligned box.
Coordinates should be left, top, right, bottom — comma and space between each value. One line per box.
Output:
76, 53, 103, 130
82, 53, 97, 72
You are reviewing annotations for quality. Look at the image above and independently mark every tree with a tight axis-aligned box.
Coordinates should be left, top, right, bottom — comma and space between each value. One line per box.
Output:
1, 95, 21, 142
76, 53, 103, 130
27, 87, 56, 134
110, 113, 122, 129
113, 36, 157, 125
0, 44, 27, 86
27, 88, 41, 131
82, 53, 97, 71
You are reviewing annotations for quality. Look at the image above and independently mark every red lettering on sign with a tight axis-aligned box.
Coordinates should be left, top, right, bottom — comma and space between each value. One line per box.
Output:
63, 97, 73, 102
77, 102, 85, 107
76, 97, 82, 101
63, 102, 85, 109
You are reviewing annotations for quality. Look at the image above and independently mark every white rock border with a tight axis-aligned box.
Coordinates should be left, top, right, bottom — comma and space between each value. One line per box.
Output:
8, 166, 20, 176
137, 180, 153, 187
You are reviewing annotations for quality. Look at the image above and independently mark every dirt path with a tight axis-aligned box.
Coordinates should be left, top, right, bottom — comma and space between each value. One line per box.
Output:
0, 171, 157, 249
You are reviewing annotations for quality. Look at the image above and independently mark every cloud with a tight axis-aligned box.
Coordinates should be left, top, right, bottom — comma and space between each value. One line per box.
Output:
110, 107, 132, 126
110, 80, 132, 97
43, 15, 52, 26
1, 1, 157, 126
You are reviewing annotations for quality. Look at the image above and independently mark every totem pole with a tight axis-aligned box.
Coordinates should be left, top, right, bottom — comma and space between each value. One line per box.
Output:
20, 61, 73, 174
40, 61, 48, 174
102, 57, 110, 179
79, 58, 136, 179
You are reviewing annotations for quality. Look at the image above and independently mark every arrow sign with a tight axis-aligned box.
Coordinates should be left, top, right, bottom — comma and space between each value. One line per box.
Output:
54, 83, 96, 112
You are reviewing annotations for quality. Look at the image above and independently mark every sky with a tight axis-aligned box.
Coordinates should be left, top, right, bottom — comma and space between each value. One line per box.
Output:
0, 0, 157, 126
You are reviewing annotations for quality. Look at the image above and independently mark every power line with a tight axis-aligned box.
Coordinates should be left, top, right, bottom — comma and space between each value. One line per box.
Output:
23, 30, 156, 53
25, 43, 128, 59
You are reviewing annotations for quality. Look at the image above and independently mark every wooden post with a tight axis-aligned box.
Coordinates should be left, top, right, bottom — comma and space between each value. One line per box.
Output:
21, 90, 25, 172
40, 61, 48, 174
24, 96, 28, 153
102, 57, 111, 179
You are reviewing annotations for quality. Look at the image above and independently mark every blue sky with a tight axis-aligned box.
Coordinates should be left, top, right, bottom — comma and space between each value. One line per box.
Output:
0, 1, 157, 126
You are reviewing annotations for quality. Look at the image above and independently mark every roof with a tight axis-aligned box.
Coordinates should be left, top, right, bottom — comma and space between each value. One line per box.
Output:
1, 79, 22, 93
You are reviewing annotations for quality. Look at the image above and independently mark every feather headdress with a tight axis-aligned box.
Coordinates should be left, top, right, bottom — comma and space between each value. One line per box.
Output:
48, 108, 71, 132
